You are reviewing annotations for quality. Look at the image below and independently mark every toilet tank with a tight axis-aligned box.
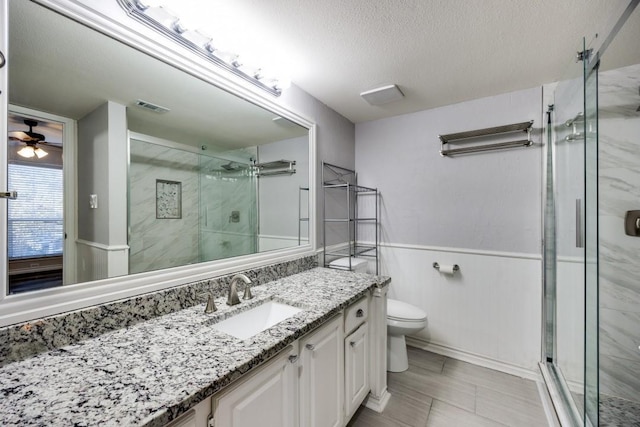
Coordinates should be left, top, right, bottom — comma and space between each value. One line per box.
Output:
329, 257, 368, 273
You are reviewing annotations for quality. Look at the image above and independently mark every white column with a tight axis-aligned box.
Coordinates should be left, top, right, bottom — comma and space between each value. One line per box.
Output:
364, 283, 390, 412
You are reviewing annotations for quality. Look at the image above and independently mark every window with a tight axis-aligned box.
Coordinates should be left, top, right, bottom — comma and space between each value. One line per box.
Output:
7, 163, 64, 259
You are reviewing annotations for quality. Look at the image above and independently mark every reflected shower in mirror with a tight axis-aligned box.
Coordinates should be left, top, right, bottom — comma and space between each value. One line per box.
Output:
6, 0, 309, 292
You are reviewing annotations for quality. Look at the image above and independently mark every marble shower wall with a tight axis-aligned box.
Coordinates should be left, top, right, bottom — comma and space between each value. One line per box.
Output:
129, 140, 200, 274
598, 63, 640, 402
129, 141, 258, 272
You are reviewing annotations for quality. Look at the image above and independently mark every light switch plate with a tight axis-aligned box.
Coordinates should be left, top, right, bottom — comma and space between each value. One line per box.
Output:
90, 194, 98, 209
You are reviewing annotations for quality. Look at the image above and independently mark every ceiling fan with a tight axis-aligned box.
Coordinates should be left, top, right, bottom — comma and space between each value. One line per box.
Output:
8, 119, 49, 158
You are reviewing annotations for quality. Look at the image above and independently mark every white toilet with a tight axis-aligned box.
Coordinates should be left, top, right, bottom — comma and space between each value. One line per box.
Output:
386, 298, 427, 372
328, 258, 427, 372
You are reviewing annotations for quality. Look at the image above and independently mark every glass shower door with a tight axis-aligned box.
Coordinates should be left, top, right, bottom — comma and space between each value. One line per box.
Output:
543, 36, 600, 426
199, 156, 257, 262
582, 55, 599, 427
548, 41, 588, 424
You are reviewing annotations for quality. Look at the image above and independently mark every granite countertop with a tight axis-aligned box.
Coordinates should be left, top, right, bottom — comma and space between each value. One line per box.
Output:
0, 268, 389, 427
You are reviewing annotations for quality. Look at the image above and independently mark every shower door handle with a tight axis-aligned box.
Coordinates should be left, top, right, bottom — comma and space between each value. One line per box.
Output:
624, 210, 640, 236
576, 199, 584, 248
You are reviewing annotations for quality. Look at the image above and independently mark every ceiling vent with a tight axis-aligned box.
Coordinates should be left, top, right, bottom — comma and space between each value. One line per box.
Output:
135, 99, 170, 114
360, 84, 404, 106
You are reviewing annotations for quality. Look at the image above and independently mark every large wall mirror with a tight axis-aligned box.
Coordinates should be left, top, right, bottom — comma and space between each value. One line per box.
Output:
2, 0, 312, 309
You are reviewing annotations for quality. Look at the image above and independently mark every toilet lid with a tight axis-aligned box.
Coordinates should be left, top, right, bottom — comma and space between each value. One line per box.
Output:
387, 298, 427, 321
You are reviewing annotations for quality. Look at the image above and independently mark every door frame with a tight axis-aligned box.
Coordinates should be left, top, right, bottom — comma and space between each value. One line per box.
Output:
7, 105, 77, 287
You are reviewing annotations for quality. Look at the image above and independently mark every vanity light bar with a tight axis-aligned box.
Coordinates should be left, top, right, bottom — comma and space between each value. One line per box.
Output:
117, 0, 284, 97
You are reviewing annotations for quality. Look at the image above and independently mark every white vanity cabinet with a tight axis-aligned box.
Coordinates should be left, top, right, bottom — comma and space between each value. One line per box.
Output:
343, 297, 370, 420
163, 289, 389, 427
299, 314, 344, 427
211, 345, 299, 427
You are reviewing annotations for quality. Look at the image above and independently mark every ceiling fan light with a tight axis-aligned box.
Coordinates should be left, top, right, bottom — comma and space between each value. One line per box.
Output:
17, 145, 35, 158
34, 147, 48, 158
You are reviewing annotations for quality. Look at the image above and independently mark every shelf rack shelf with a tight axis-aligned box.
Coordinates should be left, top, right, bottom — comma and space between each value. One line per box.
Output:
298, 187, 309, 245
322, 162, 379, 274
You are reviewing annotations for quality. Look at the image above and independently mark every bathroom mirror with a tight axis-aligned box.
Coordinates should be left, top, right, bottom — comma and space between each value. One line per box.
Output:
4, 0, 311, 296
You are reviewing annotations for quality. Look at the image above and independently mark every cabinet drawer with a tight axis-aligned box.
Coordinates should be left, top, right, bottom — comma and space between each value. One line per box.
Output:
344, 296, 368, 335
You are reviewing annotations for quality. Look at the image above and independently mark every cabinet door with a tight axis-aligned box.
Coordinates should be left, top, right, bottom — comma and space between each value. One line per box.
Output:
164, 410, 196, 427
344, 322, 369, 420
300, 315, 344, 427
164, 388, 213, 427
212, 345, 298, 427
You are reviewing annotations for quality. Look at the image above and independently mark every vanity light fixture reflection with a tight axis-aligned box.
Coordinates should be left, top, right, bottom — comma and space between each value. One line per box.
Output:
120, 0, 290, 96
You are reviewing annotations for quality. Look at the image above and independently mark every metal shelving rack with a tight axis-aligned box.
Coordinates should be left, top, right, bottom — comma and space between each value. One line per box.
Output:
298, 186, 309, 245
322, 162, 379, 274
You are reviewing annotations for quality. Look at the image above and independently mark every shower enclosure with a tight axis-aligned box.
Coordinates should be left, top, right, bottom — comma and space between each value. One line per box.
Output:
541, 1, 640, 425
128, 137, 257, 274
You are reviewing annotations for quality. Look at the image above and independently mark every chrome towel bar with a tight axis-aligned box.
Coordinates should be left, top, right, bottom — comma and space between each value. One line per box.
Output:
439, 120, 533, 157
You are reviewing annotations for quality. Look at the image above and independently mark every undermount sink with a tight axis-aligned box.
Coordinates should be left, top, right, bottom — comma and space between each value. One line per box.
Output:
212, 300, 303, 340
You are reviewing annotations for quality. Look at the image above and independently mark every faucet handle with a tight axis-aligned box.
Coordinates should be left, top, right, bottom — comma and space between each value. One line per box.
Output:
205, 293, 217, 314
243, 284, 253, 300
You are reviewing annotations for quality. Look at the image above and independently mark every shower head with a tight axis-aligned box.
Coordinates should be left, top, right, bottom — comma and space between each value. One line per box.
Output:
220, 161, 248, 172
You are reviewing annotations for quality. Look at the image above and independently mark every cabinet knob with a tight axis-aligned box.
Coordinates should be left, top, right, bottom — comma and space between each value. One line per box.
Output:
350, 341, 356, 347
305, 344, 315, 351
356, 309, 364, 318
288, 354, 299, 364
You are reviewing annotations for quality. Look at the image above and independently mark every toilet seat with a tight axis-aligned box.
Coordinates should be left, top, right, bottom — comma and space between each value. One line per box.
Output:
387, 298, 427, 321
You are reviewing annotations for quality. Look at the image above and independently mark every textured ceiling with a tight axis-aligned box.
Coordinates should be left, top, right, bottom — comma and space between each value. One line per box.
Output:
185, 0, 640, 123
11, 0, 640, 132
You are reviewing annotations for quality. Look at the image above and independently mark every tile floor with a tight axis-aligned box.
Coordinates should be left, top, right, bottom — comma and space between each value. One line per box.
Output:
348, 347, 552, 427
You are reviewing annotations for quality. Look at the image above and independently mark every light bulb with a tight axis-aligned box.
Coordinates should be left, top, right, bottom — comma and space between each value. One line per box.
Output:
34, 147, 48, 159
144, 6, 179, 29
17, 146, 35, 158
274, 77, 291, 91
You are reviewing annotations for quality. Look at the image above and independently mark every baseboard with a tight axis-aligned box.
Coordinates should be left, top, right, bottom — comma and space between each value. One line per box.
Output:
363, 388, 391, 413
406, 336, 541, 382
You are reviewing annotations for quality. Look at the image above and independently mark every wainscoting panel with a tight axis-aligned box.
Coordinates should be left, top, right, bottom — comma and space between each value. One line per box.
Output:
380, 244, 542, 375
76, 240, 128, 283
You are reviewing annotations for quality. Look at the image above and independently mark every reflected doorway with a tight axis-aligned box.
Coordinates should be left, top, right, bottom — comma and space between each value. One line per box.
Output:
6, 108, 75, 294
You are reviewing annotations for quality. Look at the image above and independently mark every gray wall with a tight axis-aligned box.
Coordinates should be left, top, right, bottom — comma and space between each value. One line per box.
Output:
355, 87, 542, 254
278, 86, 356, 248
77, 101, 128, 247
258, 136, 309, 241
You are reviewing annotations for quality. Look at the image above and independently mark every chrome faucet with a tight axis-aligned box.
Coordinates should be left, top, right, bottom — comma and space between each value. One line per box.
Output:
227, 273, 253, 306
